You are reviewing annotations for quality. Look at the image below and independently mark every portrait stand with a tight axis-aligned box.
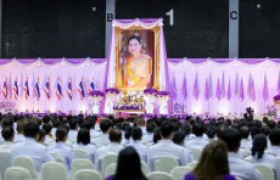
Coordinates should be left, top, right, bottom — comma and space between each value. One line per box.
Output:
106, 18, 170, 114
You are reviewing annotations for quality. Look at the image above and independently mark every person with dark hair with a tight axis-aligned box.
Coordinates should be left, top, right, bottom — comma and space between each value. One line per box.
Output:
240, 126, 251, 151
245, 134, 280, 180
185, 140, 235, 180
42, 115, 51, 124
220, 128, 261, 180
244, 107, 254, 121
42, 123, 55, 146
106, 147, 147, 180
0, 127, 14, 151
185, 122, 208, 149
14, 119, 27, 143
47, 128, 73, 171
95, 128, 123, 171
152, 127, 161, 144
267, 128, 280, 156
67, 118, 78, 143
148, 121, 193, 170
142, 121, 156, 144
37, 129, 46, 145
73, 128, 96, 163
11, 122, 53, 172
206, 127, 216, 141
127, 127, 148, 162
134, 118, 147, 135
182, 122, 195, 141
87, 116, 102, 139
173, 131, 186, 146
92, 119, 113, 148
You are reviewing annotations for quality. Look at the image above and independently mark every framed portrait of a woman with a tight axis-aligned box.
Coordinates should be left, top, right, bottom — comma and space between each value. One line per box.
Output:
115, 27, 160, 92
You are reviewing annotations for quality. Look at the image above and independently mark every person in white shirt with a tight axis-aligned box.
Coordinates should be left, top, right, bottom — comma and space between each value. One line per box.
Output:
92, 119, 113, 148
267, 128, 280, 156
245, 134, 280, 180
95, 128, 124, 171
11, 122, 53, 172
86, 116, 102, 139
240, 126, 252, 151
14, 119, 26, 143
127, 127, 148, 162
148, 121, 194, 170
48, 128, 73, 171
221, 128, 262, 180
185, 122, 208, 149
141, 121, 156, 145
134, 118, 148, 136
73, 128, 96, 163
173, 131, 186, 146
181, 122, 195, 142
67, 118, 79, 143
42, 124, 55, 146
0, 127, 14, 151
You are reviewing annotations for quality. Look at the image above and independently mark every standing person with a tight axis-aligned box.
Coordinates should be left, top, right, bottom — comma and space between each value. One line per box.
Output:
106, 147, 147, 180
184, 140, 236, 180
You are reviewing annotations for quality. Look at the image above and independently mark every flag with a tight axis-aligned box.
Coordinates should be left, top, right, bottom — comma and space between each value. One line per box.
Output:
193, 72, 199, 100
34, 76, 40, 100
89, 77, 95, 93
227, 79, 232, 101
13, 77, 19, 100
23, 77, 29, 100
248, 74, 256, 101
182, 75, 187, 100
78, 77, 85, 100
263, 73, 269, 102
204, 78, 210, 100
44, 76, 51, 100
67, 77, 73, 100
56, 77, 62, 100
3, 77, 8, 99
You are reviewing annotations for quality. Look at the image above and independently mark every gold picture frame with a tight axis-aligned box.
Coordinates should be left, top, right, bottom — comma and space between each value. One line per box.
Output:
115, 26, 160, 92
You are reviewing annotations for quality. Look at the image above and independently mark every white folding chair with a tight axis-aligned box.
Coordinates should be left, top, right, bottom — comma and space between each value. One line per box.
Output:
73, 169, 102, 180
255, 164, 275, 180
0, 151, 12, 180
170, 166, 193, 180
186, 161, 198, 169
104, 163, 117, 178
50, 152, 66, 166
4, 166, 31, 180
141, 161, 150, 176
147, 171, 173, 180
73, 150, 90, 159
12, 156, 37, 180
189, 147, 202, 161
101, 154, 118, 177
40, 162, 68, 180
153, 156, 179, 173
71, 158, 94, 180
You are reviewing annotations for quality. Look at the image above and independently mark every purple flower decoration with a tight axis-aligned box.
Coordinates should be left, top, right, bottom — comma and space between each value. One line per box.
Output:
274, 95, 280, 101
105, 88, 120, 94
157, 91, 170, 96
144, 88, 158, 95
89, 90, 105, 97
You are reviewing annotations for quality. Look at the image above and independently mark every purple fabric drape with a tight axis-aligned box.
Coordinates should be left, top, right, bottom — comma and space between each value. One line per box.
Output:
234, 73, 239, 97
209, 73, 213, 98
240, 78, 245, 101
167, 58, 280, 64
263, 73, 269, 102
170, 74, 177, 99
182, 75, 187, 100
221, 72, 225, 99
193, 72, 199, 101
277, 72, 280, 94
216, 78, 221, 101
248, 74, 256, 101
204, 78, 210, 100
227, 79, 232, 101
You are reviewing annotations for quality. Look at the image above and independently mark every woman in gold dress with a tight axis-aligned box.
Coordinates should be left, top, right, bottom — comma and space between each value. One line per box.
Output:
123, 35, 152, 90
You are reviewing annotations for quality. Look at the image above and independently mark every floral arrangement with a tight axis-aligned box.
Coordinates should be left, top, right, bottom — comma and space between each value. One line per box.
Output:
114, 104, 143, 110
89, 90, 105, 97
105, 88, 120, 94
157, 91, 170, 96
144, 88, 158, 95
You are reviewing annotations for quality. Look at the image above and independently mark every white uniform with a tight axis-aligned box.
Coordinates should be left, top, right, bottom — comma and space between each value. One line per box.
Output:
228, 152, 262, 180
148, 139, 194, 170
267, 145, 280, 157
245, 153, 280, 180
92, 134, 110, 148
67, 130, 78, 143
11, 137, 53, 172
127, 140, 149, 162
94, 142, 123, 171
13, 133, 25, 143
48, 142, 73, 171
0, 141, 13, 152
185, 137, 209, 149
73, 143, 96, 163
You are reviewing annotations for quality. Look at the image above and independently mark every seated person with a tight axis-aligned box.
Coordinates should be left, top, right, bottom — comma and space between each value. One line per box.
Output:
184, 140, 236, 180
148, 121, 193, 170
92, 119, 113, 148
185, 122, 208, 149
267, 128, 280, 156
0, 127, 14, 152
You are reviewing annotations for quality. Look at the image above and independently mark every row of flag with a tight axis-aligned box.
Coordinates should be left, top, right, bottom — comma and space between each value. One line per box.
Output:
2, 76, 96, 101
171, 72, 279, 102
